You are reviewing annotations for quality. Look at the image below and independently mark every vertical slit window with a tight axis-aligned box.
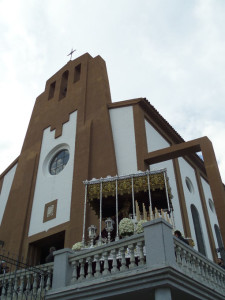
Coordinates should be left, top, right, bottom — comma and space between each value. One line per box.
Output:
191, 204, 206, 256
48, 81, 56, 100
215, 224, 225, 261
59, 70, 69, 100
74, 64, 81, 83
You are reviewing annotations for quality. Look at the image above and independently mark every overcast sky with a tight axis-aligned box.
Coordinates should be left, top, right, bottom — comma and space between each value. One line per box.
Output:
0, 0, 225, 182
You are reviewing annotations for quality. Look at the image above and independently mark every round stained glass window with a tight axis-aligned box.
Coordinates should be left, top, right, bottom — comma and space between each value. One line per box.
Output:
49, 149, 69, 175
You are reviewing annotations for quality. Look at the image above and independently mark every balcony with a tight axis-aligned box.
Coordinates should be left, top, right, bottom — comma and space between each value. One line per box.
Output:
1, 218, 225, 300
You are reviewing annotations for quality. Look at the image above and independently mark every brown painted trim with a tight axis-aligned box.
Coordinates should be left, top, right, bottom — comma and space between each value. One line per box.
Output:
108, 98, 142, 109
27, 221, 70, 244
0, 157, 19, 179
133, 104, 149, 171
144, 136, 225, 245
195, 169, 217, 261
144, 137, 202, 165
18, 153, 40, 259
43, 199, 58, 223
173, 158, 191, 237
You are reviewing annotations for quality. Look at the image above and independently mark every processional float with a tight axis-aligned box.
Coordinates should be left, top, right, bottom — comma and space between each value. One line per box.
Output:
82, 169, 174, 246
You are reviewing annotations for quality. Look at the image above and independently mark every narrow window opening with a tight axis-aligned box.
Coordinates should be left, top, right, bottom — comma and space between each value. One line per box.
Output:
191, 204, 206, 256
59, 70, 69, 100
215, 225, 225, 261
74, 64, 81, 83
48, 81, 56, 100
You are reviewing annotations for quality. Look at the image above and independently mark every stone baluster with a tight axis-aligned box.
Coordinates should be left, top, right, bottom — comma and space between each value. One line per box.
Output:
220, 272, 225, 289
71, 260, 78, 284
191, 256, 197, 280
18, 274, 25, 300
214, 268, 221, 291
25, 273, 31, 296
219, 271, 225, 292
208, 265, 214, 288
221, 272, 225, 290
137, 241, 145, 266
209, 266, 215, 289
1, 279, 7, 300
214, 270, 222, 291
94, 254, 101, 278
215, 268, 222, 291
180, 249, 187, 274
200, 261, 206, 283
111, 249, 119, 273
78, 259, 85, 281
196, 259, 202, 282
6, 277, 12, 298
46, 268, 52, 290
86, 256, 94, 279
128, 243, 136, 269
37, 273, 45, 298
120, 247, 128, 271
204, 263, 210, 285
175, 246, 182, 268
12, 275, 19, 300
103, 251, 110, 275
32, 273, 38, 296
221, 273, 225, 293
215, 270, 222, 291
186, 252, 192, 276
214, 270, 221, 292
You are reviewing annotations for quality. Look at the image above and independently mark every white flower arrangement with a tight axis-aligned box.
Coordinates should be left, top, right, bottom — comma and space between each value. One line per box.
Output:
119, 218, 134, 236
72, 241, 83, 251
135, 220, 148, 234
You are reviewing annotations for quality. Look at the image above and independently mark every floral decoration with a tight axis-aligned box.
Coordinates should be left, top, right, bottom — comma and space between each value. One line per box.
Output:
135, 220, 148, 234
72, 241, 83, 251
119, 218, 134, 236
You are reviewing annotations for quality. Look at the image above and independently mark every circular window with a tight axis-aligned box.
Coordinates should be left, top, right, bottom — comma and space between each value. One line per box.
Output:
208, 198, 215, 213
185, 177, 194, 193
49, 149, 69, 175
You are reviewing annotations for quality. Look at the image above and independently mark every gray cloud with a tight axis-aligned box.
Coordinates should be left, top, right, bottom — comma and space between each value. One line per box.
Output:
0, 0, 225, 181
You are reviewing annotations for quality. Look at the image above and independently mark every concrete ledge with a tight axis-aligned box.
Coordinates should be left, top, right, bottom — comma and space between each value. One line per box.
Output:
46, 265, 225, 300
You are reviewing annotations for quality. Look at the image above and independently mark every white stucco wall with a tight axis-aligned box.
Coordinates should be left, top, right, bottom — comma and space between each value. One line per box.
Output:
144, 120, 183, 233
109, 106, 137, 175
178, 157, 212, 259
0, 164, 17, 225
201, 176, 221, 249
145, 120, 170, 152
28, 111, 77, 237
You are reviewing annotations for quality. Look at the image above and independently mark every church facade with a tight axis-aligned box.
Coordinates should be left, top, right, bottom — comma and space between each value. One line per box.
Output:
0, 53, 225, 265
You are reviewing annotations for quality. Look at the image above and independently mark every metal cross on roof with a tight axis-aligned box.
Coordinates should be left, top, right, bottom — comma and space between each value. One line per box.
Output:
67, 48, 76, 60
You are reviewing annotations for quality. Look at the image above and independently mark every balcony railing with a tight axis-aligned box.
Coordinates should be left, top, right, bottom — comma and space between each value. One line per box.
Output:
0, 262, 53, 299
1, 219, 225, 299
69, 233, 145, 284
174, 238, 225, 294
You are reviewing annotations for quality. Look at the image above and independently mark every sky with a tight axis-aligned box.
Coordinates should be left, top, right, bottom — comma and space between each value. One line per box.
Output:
0, 0, 225, 182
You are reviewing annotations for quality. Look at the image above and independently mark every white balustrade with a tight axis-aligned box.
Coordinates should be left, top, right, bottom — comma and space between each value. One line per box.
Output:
69, 233, 146, 284
0, 262, 53, 299
174, 237, 225, 294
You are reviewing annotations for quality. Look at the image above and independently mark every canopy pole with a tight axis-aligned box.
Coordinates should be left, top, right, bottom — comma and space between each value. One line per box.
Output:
147, 172, 152, 208
115, 178, 119, 241
98, 180, 103, 245
163, 171, 175, 228
131, 177, 135, 219
82, 183, 88, 245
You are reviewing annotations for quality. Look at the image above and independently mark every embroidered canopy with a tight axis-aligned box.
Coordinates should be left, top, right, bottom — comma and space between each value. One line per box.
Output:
86, 170, 172, 201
